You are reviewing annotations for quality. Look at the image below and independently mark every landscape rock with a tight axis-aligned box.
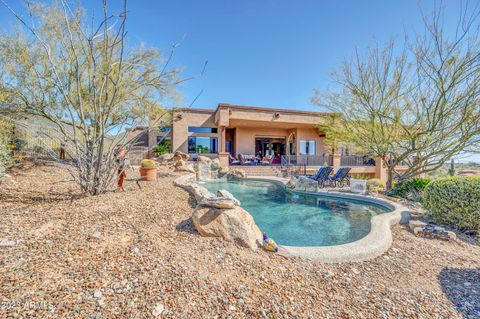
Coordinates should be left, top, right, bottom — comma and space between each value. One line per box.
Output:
413, 225, 456, 241
156, 153, 174, 163
409, 220, 427, 232
294, 176, 318, 192
201, 197, 237, 209
0, 238, 15, 247
226, 169, 246, 179
217, 189, 241, 206
173, 151, 189, 162
192, 205, 262, 249
286, 176, 297, 189
210, 158, 221, 170
197, 155, 212, 164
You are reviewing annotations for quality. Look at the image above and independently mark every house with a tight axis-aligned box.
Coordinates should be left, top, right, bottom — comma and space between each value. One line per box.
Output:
129, 103, 390, 180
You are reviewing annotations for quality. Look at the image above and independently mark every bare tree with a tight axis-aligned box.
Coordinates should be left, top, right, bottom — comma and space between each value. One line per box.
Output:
0, 0, 182, 195
313, 2, 480, 190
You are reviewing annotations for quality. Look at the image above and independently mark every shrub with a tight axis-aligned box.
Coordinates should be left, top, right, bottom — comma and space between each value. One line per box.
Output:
0, 138, 11, 181
152, 143, 170, 155
387, 177, 432, 201
422, 176, 480, 231
367, 178, 385, 193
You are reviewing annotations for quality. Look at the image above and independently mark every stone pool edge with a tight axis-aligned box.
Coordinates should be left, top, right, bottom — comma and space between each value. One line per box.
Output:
245, 176, 408, 263
174, 173, 408, 264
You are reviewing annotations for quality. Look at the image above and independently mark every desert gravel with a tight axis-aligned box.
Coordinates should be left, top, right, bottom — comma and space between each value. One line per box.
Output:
0, 162, 479, 318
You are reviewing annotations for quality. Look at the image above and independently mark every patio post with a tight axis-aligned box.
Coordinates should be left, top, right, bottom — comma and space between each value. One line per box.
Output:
332, 154, 341, 172
218, 126, 229, 168
375, 157, 387, 183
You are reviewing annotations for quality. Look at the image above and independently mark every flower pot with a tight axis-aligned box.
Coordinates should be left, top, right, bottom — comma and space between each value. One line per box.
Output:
350, 179, 367, 194
139, 167, 157, 181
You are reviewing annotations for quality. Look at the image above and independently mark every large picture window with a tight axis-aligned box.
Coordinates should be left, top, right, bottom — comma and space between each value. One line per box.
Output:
299, 140, 316, 155
188, 136, 218, 154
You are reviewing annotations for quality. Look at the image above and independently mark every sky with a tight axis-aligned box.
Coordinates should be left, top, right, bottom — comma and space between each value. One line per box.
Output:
0, 0, 478, 162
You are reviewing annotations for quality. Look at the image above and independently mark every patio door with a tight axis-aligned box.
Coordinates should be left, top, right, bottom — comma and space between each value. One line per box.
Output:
255, 137, 286, 156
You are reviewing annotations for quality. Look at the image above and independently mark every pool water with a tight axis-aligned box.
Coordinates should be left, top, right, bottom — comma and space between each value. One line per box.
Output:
202, 179, 391, 247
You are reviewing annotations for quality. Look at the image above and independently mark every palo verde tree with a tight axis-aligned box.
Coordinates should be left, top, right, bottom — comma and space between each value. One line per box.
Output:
0, 0, 181, 195
313, 2, 480, 190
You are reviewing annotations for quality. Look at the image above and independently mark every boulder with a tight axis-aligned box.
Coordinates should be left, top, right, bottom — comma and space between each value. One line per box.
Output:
201, 197, 237, 209
286, 176, 297, 189
156, 153, 174, 163
175, 163, 195, 173
191, 184, 214, 203
192, 205, 263, 249
173, 151, 189, 162
409, 220, 427, 232
174, 160, 185, 168
197, 155, 212, 164
218, 167, 230, 177
211, 158, 221, 170
217, 189, 241, 206
226, 169, 246, 179
294, 176, 318, 192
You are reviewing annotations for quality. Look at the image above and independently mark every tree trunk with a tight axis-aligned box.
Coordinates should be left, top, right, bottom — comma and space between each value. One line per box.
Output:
386, 167, 394, 191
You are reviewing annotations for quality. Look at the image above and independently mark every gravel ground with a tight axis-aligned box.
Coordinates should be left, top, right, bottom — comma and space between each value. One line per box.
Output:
0, 162, 479, 318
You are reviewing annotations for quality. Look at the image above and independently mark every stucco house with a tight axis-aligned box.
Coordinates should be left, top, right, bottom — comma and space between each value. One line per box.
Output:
128, 103, 390, 180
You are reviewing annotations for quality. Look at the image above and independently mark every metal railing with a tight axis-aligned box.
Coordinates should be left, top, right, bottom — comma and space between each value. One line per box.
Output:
340, 155, 375, 166
281, 155, 332, 167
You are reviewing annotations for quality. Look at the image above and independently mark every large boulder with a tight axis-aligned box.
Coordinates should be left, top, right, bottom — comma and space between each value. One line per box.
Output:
174, 162, 195, 173
226, 169, 246, 179
192, 205, 262, 249
217, 189, 241, 206
197, 155, 212, 164
294, 176, 318, 192
173, 151, 189, 162
210, 158, 221, 170
156, 153, 174, 163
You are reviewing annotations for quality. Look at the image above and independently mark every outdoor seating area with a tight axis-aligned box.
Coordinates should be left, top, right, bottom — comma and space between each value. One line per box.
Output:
306, 166, 352, 188
230, 153, 281, 166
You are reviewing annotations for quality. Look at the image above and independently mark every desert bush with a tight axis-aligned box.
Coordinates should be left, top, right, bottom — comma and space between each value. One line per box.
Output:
422, 176, 480, 231
387, 177, 431, 201
152, 142, 171, 155
367, 178, 385, 193
0, 138, 11, 180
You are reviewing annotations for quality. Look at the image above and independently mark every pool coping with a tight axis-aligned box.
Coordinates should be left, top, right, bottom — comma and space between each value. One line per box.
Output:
175, 174, 409, 264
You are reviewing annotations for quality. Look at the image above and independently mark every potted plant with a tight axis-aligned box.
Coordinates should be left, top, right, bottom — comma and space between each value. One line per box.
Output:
139, 159, 158, 181
349, 174, 368, 194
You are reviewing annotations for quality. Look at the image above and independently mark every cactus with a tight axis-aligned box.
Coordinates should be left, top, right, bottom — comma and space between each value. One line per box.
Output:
448, 158, 455, 176
141, 159, 156, 168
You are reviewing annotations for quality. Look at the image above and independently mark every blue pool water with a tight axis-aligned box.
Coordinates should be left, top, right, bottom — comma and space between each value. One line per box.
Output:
202, 179, 391, 247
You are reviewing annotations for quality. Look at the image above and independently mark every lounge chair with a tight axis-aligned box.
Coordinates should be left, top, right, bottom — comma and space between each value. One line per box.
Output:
229, 154, 240, 165
328, 167, 351, 188
238, 154, 254, 165
307, 166, 333, 188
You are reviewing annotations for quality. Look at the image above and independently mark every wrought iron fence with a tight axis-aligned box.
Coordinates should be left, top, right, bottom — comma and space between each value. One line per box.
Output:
340, 155, 375, 166
281, 155, 332, 167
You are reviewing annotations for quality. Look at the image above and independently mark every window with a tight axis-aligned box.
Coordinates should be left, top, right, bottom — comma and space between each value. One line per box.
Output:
299, 140, 316, 155
188, 136, 218, 154
188, 126, 218, 133
159, 127, 171, 132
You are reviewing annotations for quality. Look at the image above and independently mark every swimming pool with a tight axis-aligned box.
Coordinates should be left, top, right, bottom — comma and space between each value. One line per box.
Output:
202, 179, 392, 247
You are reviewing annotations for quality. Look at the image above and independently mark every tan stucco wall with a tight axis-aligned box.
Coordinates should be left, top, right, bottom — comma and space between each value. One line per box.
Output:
173, 107, 325, 156
172, 110, 218, 153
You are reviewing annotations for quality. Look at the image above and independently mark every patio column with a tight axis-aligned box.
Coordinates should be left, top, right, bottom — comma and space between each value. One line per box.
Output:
218, 126, 229, 168
375, 157, 387, 183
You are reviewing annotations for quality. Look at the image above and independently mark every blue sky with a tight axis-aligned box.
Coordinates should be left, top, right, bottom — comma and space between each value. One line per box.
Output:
1, 0, 477, 162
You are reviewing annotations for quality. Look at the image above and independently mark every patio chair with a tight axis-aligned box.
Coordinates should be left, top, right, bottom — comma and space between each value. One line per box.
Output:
328, 167, 351, 188
238, 154, 254, 165
229, 154, 240, 165
307, 166, 333, 188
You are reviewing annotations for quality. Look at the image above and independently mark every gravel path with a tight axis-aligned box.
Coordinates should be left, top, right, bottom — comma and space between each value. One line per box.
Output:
1, 162, 479, 318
